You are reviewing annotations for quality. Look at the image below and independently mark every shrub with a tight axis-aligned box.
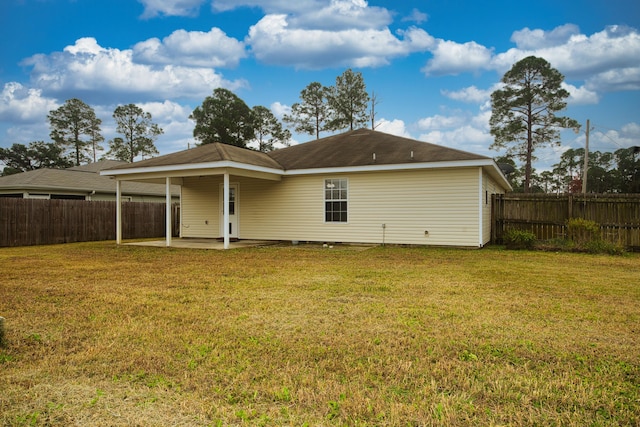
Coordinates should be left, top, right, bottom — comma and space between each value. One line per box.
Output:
583, 239, 625, 255
566, 218, 601, 246
565, 218, 625, 255
503, 229, 537, 250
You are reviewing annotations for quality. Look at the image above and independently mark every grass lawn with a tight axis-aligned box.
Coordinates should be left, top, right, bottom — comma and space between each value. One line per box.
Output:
0, 242, 639, 426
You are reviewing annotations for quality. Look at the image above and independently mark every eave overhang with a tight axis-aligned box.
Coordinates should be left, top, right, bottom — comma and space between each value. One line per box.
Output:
101, 158, 512, 191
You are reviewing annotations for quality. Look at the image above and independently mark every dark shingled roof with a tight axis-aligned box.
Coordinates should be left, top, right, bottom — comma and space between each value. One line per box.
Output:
268, 128, 488, 170
106, 142, 283, 171
103, 129, 492, 173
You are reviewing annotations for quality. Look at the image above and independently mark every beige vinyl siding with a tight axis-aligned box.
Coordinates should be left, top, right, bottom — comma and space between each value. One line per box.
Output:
238, 167, 482, 247
238, 175, 318, 240
181, 176, 220, 238
179, 168, 484, 247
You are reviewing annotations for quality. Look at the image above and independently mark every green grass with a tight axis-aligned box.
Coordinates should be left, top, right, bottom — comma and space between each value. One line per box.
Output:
0, 242, 639, 426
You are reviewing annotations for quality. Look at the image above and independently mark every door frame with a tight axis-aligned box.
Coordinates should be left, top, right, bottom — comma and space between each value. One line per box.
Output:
219, 182, 239, 238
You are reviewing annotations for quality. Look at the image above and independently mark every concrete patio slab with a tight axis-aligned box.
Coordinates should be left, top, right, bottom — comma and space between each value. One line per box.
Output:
124, 238, 281, 250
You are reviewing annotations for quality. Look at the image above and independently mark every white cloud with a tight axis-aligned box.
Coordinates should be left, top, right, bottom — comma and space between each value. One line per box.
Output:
211, 0, 323, 13
443, 80, 599, 109
510, 24, 580, 50
562, 82, 599, 105
414, 109, 494, 156
492, 25, 640, 92
212, 0, 393, 30
417, 114, 465, 131
374, 119, 411, 138
472, 109, 492, 127
441, 85, 495, 104
140, 101, 196, 152
621, 122, 640, 137
288, 0, 392, 31
247, 15, 432, 69
270, 101, 290, 120
417, 24, 639, 95
140, 100, 193, 123
138, 0, 205, 18
421, 39, 493, 76
402, 8, 428, 24
397, 27, 437, 50
133, 28, 246, 68
584, 67, 640, 92
0, 82, 59, 123
418, 125, 493, 154
0, 83, 59, 146
586, 122, 640, 151
94, 100, 195, 155
21, 37, 246, 102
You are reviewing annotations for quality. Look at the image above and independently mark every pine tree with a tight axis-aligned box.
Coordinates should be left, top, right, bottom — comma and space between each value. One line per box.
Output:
107, 104, 162, 162
48, 98, 102, 166
490, 56, 579, 192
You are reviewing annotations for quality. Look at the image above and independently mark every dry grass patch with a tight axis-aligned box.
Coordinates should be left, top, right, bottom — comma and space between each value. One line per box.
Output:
1, 242, 639, 426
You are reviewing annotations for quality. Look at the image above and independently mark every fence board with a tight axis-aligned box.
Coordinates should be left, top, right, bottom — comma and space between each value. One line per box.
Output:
492, 193, 640, 249
0, 199, 180, 247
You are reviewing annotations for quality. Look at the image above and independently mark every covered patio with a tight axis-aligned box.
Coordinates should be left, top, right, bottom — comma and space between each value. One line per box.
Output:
101, 143, 284, 249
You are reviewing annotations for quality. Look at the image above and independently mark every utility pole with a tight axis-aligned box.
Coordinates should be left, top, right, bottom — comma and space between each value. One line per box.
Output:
582, 119, 590, 194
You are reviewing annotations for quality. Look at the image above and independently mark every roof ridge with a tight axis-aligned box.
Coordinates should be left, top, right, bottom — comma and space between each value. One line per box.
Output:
213, 142, 231, 160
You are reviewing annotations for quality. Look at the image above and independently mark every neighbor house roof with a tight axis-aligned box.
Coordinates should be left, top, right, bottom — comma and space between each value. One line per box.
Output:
0, 160, 179, 196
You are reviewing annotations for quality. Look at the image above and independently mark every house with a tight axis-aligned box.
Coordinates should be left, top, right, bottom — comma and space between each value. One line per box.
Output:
101, 129, 511, 248
0, 160, 179, 202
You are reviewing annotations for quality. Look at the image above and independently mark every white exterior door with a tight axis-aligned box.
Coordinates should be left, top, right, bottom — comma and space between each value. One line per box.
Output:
220, 183, 238, 238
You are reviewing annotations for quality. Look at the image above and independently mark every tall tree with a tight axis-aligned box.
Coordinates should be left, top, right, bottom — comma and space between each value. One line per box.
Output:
190, 88, 254, 147
283, 82, 330, 139
326, 69, 370, 132
48, 98, 103, 166
587, 151, 615, 193
489, 56, 579, 192
369, 90, 381, 130
553, 148, 584, 191
0, 141, 72, 176
251, 106, 291, 152
88, 121, 104, 163
614, 147, 640, 193
495, 155, 524, 192
537, 170, 565, 194
106, 104, 162, 162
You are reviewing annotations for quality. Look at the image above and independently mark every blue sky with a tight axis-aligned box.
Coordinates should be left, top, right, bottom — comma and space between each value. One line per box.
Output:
1, 0, 639, 171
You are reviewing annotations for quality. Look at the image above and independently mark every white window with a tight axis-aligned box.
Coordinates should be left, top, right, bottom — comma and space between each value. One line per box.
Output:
325, 178, 348, 223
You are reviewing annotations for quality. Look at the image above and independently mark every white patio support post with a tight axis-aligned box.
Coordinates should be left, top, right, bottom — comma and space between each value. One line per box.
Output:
478, 167, 483, 248
116, 179, 122, 245
165, 177, 172, 247
223, 172, 230, 249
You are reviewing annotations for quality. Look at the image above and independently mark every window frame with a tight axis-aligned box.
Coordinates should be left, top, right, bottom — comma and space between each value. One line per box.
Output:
324, 178, 349, 224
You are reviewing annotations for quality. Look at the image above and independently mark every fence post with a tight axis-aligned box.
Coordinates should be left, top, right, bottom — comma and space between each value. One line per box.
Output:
567, 194, 573, 219
491, 194, 500, 243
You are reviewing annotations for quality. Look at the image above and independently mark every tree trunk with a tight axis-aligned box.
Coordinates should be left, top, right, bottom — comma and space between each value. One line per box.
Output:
525, 104, 533, 193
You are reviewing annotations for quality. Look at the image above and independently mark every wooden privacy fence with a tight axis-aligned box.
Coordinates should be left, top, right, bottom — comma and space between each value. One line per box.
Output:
0, 199, 180, 247
492, 193, 640, 249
